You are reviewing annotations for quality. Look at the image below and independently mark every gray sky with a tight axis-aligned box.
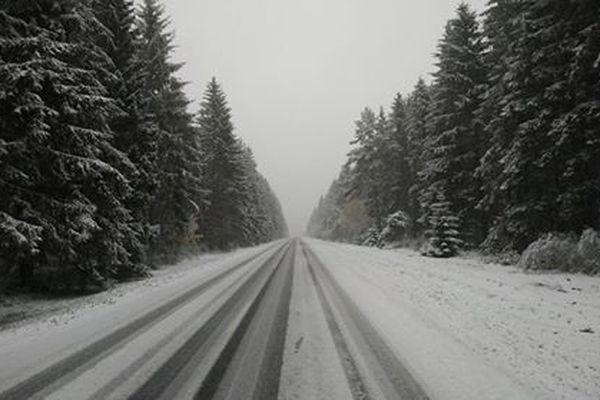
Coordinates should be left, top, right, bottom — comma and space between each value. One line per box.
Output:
161, 0, 488, 235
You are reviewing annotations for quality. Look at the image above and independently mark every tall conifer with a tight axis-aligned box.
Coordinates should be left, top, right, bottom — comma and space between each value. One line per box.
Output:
421, 3, 487, 247
0, 0, 143, 290
197, 78, 247, 249
135, 0, 204, 260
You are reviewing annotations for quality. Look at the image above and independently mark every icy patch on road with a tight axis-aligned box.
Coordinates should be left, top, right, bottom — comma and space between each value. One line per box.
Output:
305, 238, 600, 400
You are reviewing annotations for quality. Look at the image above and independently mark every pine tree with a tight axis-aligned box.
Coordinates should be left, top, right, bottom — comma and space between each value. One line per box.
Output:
387, 94, 413, 219
369, 108, 395, 226
238, 145, 263, 245
0, 0, 144, 291
483, 0, 600, 251
406, 78, 433, 231
346, 107, 393, 228
346, 107, 377, 200
262, 179, 288, 240
91, 0, 157, 267
345, 108, 374, 202
238, 146, 288, 244
135, 0, 204, 260
92, 0, 136, 103
420, 3, 487, 247
308, 0, 600, 259
422, 192, 462, 258
197, 78, 247, 249
476, 0, 528, 251
555, 0, 600, 233
91, 0, 158, 192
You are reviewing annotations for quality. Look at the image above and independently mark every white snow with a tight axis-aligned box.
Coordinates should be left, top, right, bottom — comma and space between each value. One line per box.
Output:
304, 238, 600, 400
0, 242, 277, 336
279, 245, 353, 400
2, 238, 598, 399
0, 241, 281, 394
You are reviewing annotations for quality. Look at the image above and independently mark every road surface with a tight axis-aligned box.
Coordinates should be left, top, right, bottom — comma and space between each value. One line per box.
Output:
0, 239, 430, 400
3, 238, 593, 399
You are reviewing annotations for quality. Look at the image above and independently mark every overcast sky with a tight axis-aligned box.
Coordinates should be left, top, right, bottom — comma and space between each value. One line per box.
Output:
160, 0, 488, 235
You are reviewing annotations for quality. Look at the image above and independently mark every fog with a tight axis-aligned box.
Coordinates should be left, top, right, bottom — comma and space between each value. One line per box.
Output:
161, 0, 488, 235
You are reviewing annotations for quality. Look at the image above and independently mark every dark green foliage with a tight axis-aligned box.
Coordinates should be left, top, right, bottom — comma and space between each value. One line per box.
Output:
480, 0, 600, 251
92, 0, 136, 102
387, 95, 414, 220
92, 0, 159, 262
476, 0, 528, 252
135, 0, 205, 262
405, 78, 433, 233
0, 0, 286, 293
0, 0, 145, 292
346, 107, 407, 230
420, 3, 487, 248
378, 211, 412, 247
196, 78, 246, 249
422, 192, 462, 258
309, 1, 600, 268
238, 146, 288, 245
345, 107, 379, 221
197, 78, 287, 249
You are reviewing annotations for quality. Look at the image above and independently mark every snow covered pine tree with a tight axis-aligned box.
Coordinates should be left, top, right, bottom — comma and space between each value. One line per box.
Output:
0, 0, 145, 292
422, 192, 462, 258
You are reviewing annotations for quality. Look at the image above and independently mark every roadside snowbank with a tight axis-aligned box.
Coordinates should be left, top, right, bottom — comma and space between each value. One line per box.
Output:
305, 238, 600, 400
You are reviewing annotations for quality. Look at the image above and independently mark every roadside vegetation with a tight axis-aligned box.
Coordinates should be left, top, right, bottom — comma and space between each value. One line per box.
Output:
307, 1, 600, 273
0, 0, 288, 294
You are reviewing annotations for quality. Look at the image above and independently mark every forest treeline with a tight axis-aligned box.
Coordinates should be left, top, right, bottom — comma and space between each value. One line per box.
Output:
308, 1, 600, 267
0, 0, 287, 293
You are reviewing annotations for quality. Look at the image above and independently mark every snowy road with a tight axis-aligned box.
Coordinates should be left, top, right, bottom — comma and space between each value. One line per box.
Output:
0, 240, 428, 400
1, 239, 599, 399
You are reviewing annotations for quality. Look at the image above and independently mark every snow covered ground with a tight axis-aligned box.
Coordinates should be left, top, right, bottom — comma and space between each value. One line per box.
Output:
0, 242, 276, 338
279, 243, 354, 400
305, 238, 600, 400
1, 238, 598, 399
0, 241, 284, 399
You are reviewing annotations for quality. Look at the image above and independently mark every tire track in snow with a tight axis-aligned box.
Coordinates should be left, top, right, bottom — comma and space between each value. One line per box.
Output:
194, 239, 295, 400
128, 241, 292, 399
0, 241, 285, 400
302, 241, 430, 400
246, 239, 294, 399
86, 248, 277, 400
303, 244, 371, 400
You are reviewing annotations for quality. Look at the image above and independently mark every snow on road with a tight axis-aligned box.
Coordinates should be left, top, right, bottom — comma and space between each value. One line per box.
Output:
0, 241, 280, 391
1, 238, 598, 400
305, 238, 600, 400
0, 242, 276, 337
279, 243, 353, 400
